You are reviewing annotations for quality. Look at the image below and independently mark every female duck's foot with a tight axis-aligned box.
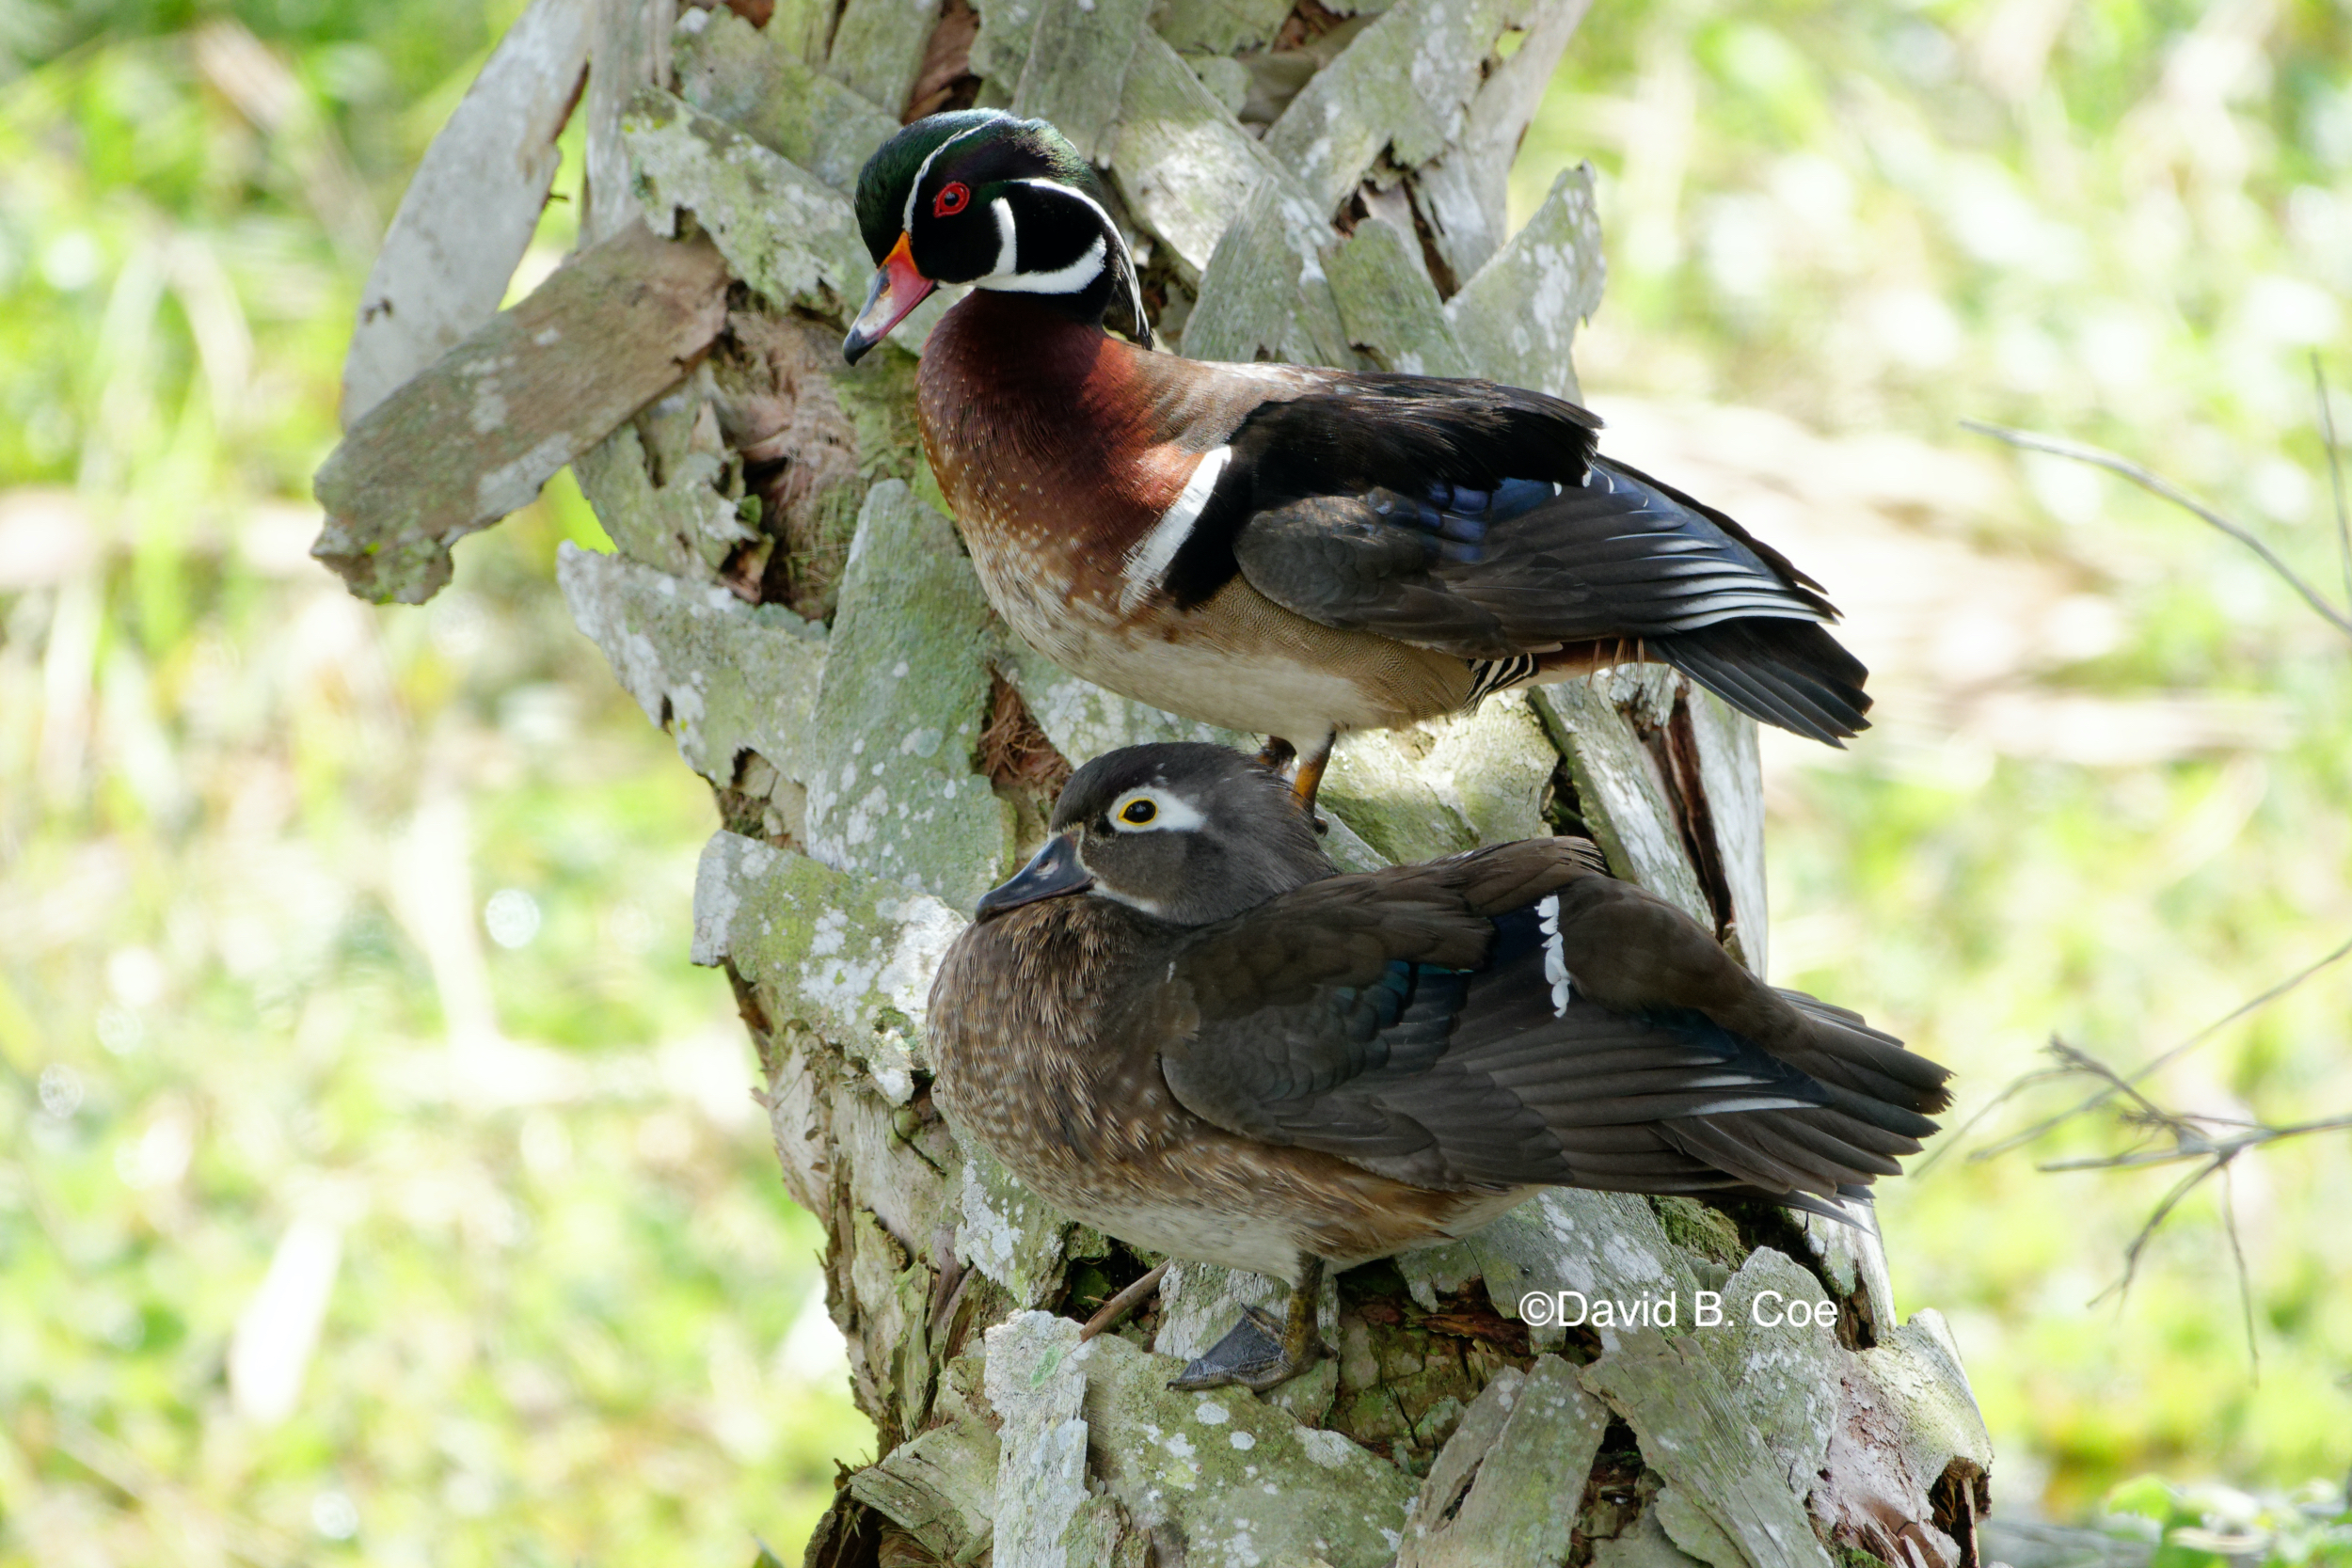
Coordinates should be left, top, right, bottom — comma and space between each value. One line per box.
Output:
1169, 1306, 1298, 1390
1168, 1259, 1324, 1392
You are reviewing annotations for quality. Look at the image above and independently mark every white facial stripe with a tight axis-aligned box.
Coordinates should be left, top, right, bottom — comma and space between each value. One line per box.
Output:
1121, 247, 1148, 342
904, 121, 991, 233
1015, 177, 1119, 238
1108, 786, 1207, 833
1019, 180, 1146, 339
983, 233, 1105, 295
968, 177, 1133, 304
990, 196, 1017, 277
1537, 894, 1573, 1017
1119, 446, 1232, 613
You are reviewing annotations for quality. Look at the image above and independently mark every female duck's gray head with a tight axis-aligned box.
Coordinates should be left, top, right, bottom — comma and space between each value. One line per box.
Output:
975, 744, 1333, 927
842, 109, 1152, 362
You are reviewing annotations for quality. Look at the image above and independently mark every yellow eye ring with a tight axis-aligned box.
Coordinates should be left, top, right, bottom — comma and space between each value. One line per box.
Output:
1120, 798, 1157, 825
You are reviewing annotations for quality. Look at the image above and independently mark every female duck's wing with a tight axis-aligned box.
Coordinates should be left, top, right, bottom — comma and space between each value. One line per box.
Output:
1144, 840, 1947, 1201
1160, 371, 1869, 741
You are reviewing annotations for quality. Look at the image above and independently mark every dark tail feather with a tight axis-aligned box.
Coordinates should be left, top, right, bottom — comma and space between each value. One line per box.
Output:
1773, 990, 1955, 1121
1642, 1004, 1948, 1208
1651, 618, 1872, 745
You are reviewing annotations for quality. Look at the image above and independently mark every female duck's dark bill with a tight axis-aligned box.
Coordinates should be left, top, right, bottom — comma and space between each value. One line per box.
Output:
975, 832, 1092, 921
843, 232, 936, 364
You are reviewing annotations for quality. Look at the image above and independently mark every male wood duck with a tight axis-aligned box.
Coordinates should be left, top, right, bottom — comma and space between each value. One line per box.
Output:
844, 111, 1873, 812
926, 743, 1950, 1391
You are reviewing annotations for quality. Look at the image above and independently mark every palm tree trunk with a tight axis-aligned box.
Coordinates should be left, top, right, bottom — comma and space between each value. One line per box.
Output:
315, 2, 1996, 1563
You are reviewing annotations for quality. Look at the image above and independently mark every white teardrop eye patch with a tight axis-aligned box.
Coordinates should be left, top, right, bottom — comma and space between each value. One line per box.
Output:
1107, 787, 1205, 832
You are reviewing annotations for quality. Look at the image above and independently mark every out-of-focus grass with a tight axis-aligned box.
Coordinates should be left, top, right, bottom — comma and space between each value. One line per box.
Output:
1516, 0, 2352, 1522
0, 9, 866, 1564
4, 0, 2348, 1558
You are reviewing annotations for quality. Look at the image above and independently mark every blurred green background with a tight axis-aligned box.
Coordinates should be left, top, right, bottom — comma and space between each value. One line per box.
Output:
0, 0, 2345, 1561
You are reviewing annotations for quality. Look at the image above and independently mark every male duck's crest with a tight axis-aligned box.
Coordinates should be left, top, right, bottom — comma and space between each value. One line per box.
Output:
844, 109, 1151, 363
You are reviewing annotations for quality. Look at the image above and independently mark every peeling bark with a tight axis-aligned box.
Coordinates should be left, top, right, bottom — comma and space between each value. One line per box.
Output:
317, 2, 1994, 1563
339, 0, 592, 427
312, 220, 727, 604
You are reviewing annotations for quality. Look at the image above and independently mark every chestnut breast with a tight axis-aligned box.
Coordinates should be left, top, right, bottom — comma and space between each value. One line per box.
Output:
916, 293, 1255, 621
913, 293, 1474, 737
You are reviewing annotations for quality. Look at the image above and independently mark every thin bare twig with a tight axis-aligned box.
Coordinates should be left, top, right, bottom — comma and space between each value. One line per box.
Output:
2038, 1112, 2352, 1170
1968, 931, 2352, 1163
2219, 1162, 2259, 1376
1079, 1259, 1168, 1341
2022, 1037, 2352, 1360
1963, 419, 2352, 642
1911, 1061, 2077, 1176
2088, 1149, 2230, 1307
2054, 1038, 2178, 1126
2316, 355, 2352, 621
1957, 400, 2352, 1359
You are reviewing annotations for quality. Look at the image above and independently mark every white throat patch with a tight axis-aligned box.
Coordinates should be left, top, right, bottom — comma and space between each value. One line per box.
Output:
982, 233, 1106, 296
988, 196, 1017, 277
971, 178, 1138, 323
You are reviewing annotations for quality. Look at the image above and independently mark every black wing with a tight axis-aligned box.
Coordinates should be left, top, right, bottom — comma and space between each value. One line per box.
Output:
1168, 372, 1869, 741
1145, 842, 1946, 1203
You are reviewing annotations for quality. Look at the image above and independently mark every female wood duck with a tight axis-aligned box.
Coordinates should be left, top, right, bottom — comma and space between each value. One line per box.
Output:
844, 111, 1873, 811
926, 743, 1949, 1392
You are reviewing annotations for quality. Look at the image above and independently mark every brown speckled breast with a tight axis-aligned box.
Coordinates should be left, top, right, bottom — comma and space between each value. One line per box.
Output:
926, 895, 1527, 1282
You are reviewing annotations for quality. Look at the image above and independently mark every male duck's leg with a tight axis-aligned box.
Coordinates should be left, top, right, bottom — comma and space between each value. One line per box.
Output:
1168, 1257, 1324, 1392
1289, 731, 1336, 829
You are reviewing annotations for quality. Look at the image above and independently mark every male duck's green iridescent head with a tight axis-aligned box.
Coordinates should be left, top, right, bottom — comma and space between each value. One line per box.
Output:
974, 744, 1333, 927
842, 109, 1152, 363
